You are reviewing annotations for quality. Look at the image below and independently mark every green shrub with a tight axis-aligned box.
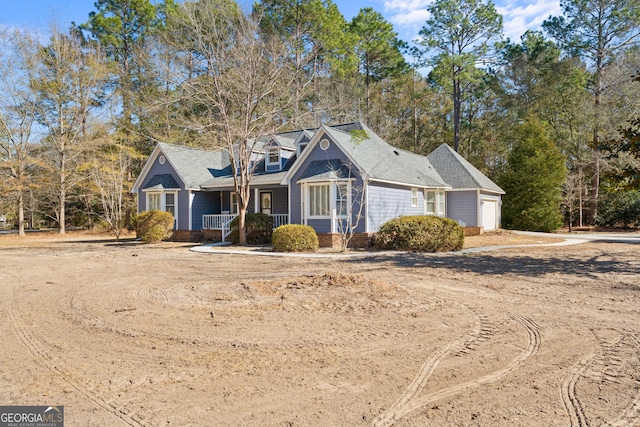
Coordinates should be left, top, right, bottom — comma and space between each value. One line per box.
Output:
374, 215, 464, 252
135, 210, 174, 243
596, 190, 640, 228
229, 213, 274, 244
272, 224, 318, 252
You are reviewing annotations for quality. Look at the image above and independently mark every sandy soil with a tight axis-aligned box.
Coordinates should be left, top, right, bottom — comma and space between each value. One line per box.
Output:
1, 231, 639, 426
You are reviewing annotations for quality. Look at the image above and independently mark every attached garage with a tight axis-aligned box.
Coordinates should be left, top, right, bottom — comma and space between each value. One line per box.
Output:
481, 199, 498, 231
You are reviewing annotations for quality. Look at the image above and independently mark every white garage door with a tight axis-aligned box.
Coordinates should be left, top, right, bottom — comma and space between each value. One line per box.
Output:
482, 199, 497, 231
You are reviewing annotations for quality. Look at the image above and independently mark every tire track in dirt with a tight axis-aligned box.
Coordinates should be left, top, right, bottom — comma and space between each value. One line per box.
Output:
562, 357, 592, 427
561, 332, 640, 427
601, 334, 640, 427
372, 303, 486, 427
8, 282, 145, 427
374, 313, 541, 427
233, 283, 255, 305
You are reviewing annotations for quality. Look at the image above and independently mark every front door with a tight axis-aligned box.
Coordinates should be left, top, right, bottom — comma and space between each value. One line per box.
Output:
260, 191, 272, 215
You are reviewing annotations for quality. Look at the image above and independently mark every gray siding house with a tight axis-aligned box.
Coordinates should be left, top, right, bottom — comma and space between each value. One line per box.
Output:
131, 122, 504, 244
427, 144, 505, 231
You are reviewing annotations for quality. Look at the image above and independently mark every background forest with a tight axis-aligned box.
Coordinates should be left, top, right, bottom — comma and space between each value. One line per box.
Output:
1, 0, 639, 236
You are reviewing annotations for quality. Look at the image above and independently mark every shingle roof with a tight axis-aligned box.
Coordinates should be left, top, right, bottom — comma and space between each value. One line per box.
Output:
143, 173, 180, 189
201, 154, 298, 189
320, 124, 450, 188
157, 142, 226, 189
426, 143, 504, 193
300, 159, 351, 181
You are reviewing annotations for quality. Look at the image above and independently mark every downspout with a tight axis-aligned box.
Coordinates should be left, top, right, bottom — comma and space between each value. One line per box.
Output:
364, 176, 370, 233
477, 189, 481, 228
188, 190, 193, 231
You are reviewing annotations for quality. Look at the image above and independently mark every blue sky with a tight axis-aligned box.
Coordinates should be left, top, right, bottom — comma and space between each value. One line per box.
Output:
0, 0, 561, 44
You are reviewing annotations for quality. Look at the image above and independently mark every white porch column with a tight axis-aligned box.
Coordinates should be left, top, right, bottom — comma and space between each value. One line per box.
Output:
254, 188, 259, 213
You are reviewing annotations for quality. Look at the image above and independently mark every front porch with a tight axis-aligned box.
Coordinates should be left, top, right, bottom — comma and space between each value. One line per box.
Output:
202, 213, 289, 242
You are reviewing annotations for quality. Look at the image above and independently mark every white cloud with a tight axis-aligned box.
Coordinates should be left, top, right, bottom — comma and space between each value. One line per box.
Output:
389, 9, 430, 26
383, 0, 432, 12
378, 0, 562, 46
496, 0, 562, 41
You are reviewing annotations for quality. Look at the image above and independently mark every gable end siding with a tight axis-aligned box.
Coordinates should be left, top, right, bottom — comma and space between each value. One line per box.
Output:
289, 138, 365, 233
138, 156, 190, 230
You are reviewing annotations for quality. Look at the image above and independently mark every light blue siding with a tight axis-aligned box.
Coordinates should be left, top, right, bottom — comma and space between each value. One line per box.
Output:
192, 191, 220, 230
446, 190, 478, 227
307, 218, 330, 233
367, 182, 425, 232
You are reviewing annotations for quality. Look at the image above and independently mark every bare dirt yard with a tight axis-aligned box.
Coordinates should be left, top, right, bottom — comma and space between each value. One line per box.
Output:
1, 231, 639, 426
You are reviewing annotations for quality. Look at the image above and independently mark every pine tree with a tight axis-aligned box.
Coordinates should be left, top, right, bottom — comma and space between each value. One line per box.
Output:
499, 118, 567, 232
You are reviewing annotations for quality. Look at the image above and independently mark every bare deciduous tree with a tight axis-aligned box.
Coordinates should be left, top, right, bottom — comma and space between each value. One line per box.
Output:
161, 0, 311, 244
0, 29, 40, 236
31, 27, 110, 234
91, 140, 137, 240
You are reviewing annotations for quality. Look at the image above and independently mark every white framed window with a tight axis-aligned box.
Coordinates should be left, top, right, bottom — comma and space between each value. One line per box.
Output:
165, 193, 175, 216
411, 188, 419, 208
425, 191, 436, 214
425, 190, 445, 216
320, 139, 330, 150
438, 192, 446, 216
309, 184, 330, 217
230, 192, 238, 214
267, 147, 279, 165
148, 193, 161, 211
336, 183, 349, 217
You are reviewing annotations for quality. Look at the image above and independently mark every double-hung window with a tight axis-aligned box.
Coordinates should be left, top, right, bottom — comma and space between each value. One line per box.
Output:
230, 193, 238, 215
411, 188, 419, 208
336, 183, 349, 217
165, 193, 175, 216
267, 147, 279, 165
425, 190, 445, 216
148, 193, 161, 211
309, 184, 330, 217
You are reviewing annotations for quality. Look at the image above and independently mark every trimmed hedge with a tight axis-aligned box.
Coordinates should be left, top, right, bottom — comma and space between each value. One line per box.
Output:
229, 213, 274, 244
135, 210, 174, 243
374, 215, 464, 252
272, 224, 318, 252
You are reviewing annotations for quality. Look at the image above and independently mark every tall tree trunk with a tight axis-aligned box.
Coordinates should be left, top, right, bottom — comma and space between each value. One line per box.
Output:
59, 152, 66, 234
59, 184, 66, 234
238, 205, 247, 246
18, 189, 25, 236
453, 77, 461, 152
590, 53, 603, 224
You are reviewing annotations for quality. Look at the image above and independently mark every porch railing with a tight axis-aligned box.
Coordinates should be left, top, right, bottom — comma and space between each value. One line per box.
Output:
271, 214, 289, 229
202, 214, 237, 231
202, 214, 289, 242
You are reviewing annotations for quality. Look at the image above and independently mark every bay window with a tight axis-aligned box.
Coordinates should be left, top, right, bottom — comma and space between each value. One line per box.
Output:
309, 184, 330, 217
145, 191, 178, 226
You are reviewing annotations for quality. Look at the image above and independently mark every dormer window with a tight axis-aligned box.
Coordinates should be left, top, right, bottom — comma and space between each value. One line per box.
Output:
266, 146, 281, 171
268, 147, 279, 164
